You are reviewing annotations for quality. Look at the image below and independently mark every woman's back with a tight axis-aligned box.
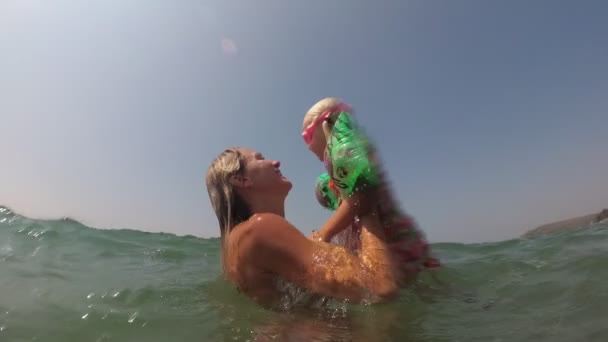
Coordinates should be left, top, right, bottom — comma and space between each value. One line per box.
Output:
225, 220, 284, 307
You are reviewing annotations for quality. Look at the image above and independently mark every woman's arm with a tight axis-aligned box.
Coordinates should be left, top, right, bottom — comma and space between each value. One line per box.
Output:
240, 213, 397, 303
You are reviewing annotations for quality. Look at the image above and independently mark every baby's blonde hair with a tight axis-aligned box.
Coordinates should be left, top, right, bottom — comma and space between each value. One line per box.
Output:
302, 97, 349, 141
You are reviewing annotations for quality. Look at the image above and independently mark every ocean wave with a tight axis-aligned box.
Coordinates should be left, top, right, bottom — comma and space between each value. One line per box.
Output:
1, 207, 607, 341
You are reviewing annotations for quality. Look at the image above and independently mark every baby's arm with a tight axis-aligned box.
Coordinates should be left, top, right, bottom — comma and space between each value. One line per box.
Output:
313, 199, 354, 242
313, 190, 376, 242
313, 111, 379, 241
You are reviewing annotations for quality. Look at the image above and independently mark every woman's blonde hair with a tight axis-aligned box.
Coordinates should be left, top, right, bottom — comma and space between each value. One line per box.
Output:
205, 147, 252, 272
302, 97, 349, 140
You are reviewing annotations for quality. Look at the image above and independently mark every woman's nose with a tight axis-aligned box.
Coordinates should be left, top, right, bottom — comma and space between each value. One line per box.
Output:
272, 160, 281, 168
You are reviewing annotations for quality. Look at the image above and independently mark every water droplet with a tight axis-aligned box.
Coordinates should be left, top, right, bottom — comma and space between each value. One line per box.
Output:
82, 313, 89, 319
128, 312, 138, 323
112, 291, 120, 298
87, 292, 95, 299
141, 321, 147, 327
95, 333, 112, 342
0, 326, 5, 332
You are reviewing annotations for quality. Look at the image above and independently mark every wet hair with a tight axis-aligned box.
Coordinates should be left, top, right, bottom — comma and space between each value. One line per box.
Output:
205, 147, 252, 272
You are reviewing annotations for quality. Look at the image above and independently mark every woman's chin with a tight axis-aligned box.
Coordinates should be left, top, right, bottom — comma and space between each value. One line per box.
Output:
280, 178, 293, 191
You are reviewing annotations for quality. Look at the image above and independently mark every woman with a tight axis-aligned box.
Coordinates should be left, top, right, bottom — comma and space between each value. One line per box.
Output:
205, 147, 399, 307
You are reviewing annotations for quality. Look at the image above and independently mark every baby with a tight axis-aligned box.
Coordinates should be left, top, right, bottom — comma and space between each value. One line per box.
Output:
302, 97, 440, 284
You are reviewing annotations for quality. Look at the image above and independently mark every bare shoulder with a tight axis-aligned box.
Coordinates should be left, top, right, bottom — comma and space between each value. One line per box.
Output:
249, 212, 288, 225
238, 213, 290, 238
234, 214, 312, 271
235, 214, 303, 250
251, 213, 304, 234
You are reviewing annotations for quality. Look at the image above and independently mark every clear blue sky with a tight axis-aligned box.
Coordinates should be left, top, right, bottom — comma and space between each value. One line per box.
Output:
1, 0, 607, 242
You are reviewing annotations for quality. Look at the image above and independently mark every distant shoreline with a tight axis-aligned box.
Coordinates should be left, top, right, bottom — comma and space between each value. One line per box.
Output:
522, 209, 608, 239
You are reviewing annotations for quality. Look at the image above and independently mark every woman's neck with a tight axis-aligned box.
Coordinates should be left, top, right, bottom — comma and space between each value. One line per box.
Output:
245, 195, 286, 218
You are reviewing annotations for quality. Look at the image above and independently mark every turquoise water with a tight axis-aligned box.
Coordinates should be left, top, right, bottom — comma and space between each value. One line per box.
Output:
1, 206, 607, 341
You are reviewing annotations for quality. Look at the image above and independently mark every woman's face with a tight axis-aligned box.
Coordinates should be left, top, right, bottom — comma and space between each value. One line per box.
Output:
237, 148, 292, 195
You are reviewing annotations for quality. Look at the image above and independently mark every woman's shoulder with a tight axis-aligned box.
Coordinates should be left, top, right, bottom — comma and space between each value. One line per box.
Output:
248, 213, 289, 229
233, 213, 286, 231
231, 213, 298, 248
229, 214, 312, 285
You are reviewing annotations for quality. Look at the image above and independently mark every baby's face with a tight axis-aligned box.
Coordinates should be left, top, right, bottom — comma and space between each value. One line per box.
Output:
307, 126, 326, 161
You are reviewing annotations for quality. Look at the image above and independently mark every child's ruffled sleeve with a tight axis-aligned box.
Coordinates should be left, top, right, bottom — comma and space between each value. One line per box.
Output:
325, 112, 380, 199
